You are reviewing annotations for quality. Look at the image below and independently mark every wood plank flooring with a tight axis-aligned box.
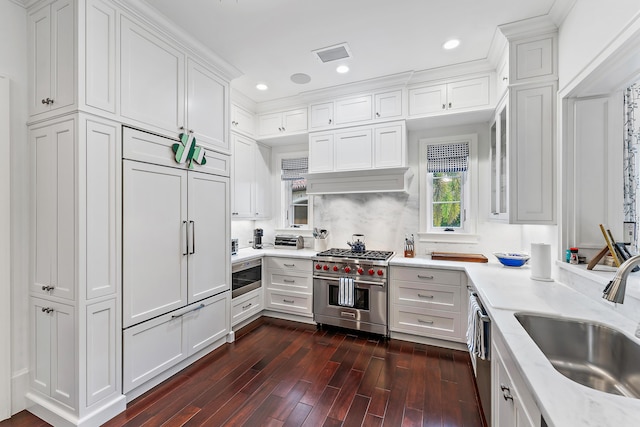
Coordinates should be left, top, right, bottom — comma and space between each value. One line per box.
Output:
1, 318, 486, 427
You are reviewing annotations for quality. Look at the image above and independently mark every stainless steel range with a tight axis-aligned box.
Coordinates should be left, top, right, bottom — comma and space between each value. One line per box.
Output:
313, 248, 394, 336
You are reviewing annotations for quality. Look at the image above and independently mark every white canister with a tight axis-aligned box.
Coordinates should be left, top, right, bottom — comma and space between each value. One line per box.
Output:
530, 243, 553, 282
314, 238, 328, 252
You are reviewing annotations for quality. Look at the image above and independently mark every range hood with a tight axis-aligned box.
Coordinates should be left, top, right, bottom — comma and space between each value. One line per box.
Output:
304, 167, 412, 195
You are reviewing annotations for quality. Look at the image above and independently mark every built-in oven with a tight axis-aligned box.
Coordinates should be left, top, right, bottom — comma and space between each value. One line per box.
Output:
232, 258, 261, 298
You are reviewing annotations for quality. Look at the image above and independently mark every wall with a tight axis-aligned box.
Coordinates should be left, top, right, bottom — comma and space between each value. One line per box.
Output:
558, 0, 640, 91
0, 0, 29, 416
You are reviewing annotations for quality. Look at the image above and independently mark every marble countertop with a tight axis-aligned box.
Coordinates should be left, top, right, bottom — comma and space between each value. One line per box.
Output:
231, 249, 640, 425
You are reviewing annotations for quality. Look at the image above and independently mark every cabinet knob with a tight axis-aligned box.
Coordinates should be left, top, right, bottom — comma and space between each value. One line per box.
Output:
448, 102, 452, 108
503, 76, 508, 81
329, 119, 332, 124
41, 98, 54, 105
281, 127, 285, 132
41, 307, 54, 314
500, 384, 513, 401
41, 285, 55, 292
442, 104, 446, 109
376, 112, 380, 117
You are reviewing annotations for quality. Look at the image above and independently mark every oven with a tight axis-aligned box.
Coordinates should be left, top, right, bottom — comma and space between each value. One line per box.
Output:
232, 258, 261, 298
313, 249, 393, 336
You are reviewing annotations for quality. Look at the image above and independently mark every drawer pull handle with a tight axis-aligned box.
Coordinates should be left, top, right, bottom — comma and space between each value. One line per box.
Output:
341, 311, 356, 319
283, 299, 295, 304
41, 307, 54, 314
418, 318, 434, 325
417, 293, 434, 299
284, 263, 295, 268
171, 303, 205, 318
500, 384, 514, 401
283, 279, 295, 283
41, 285, 55, 292
242, 303, 253, 310
417, 275, 434, 280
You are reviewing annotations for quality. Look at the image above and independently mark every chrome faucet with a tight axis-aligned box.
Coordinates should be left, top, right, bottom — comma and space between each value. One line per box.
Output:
603, 254, 640, 303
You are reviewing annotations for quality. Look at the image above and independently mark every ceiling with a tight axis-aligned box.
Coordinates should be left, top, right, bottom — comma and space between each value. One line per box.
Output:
144, 0, 565, 105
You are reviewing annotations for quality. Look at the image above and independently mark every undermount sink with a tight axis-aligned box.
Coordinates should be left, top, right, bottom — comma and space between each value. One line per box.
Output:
515, 313, 640, 399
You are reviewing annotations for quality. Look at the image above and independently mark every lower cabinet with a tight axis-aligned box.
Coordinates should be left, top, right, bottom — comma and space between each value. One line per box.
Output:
123, 292, 229, 394
264, 257, 313, 317
231, 287, 263, 326
492, 329, 541, 427
389, 266, 467, 342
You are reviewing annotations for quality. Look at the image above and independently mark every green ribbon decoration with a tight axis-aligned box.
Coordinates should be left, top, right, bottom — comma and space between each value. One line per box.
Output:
172, 132, 207, 169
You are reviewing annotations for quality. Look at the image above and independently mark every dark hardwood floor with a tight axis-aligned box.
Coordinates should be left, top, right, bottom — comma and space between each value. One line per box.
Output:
1, 318, 486, 427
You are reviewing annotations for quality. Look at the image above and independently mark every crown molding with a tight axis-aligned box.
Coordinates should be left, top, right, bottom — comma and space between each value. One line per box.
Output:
499, 15, 558, 40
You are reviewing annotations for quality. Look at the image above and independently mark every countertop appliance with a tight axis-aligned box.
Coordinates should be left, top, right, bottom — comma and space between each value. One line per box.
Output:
232, 258, 261, 298
468, 288, 491, 425
231, 238, 238, 255
274, 234, 304, 249
252, 228, 263, 249
313, 248, 394, 336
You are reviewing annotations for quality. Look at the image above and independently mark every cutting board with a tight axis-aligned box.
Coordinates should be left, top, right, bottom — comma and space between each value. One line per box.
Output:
431, 252, 488, 263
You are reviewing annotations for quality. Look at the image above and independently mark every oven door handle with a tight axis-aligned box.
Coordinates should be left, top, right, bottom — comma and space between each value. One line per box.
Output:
313, 275, 384, 287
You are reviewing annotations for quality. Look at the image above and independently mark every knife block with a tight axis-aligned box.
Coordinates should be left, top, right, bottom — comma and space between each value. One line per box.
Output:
404, 249, 415, 258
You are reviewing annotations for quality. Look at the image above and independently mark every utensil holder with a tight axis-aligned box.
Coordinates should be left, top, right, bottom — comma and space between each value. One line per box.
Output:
315, 238, 328, 252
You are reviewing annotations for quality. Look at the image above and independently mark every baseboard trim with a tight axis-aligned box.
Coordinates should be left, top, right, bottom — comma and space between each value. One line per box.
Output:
26, 392, 126, 427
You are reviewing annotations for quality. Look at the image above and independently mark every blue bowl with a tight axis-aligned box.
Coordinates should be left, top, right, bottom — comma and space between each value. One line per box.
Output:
493, 252, 530, 267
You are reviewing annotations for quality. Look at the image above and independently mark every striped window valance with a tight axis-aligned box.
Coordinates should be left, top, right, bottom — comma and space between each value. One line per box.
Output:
281, 157, 308, 181
427, 142, 469, 173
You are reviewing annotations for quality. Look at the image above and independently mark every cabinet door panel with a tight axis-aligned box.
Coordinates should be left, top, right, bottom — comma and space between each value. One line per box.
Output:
50, 301, 75, 408
231, 134, 254, 217
55, 122, 76, 301
85, 119, 120, 299
123, 161, 188, 327
51, 0, 75, 111
32, 299, 52, 396
254, 143, 271, 218
86, 299, 117, 406
282, 109, 307, 133
120, 17, 185, 135
335, 95, 372, 124
188, 172, 230, 302
374, 90, 402, 119
409, 85, 446, 116
184, 293, 229, 355
335, 129, 372, 171
310, 102, 334, 129
258, 112, 282, 137
29, 5, 52, 115
447, 77, 490, 110
309, 134, 334, 172
187, 59, 228, 151
85, 0, 116, 112
374, 124, 404, 168
231, 104, 255, 136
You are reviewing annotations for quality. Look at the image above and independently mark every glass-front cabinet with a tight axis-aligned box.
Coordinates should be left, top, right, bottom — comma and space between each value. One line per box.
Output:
490, 98, 508, 220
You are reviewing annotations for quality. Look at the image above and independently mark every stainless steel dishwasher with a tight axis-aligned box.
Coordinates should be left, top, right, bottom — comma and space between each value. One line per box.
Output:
467, 287, 491, 425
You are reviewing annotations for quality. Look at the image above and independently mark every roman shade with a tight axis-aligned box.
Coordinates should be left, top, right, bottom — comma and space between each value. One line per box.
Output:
427, 142, 469, 173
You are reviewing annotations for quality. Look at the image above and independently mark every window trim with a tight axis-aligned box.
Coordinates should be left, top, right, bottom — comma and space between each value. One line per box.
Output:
418, 134, 479, 243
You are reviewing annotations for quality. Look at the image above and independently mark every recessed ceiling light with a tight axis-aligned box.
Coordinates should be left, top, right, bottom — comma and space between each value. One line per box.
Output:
256, 83, 268, 91
336, 65, 349, 74
290, 73, 311, 84
443, 39, 460, 50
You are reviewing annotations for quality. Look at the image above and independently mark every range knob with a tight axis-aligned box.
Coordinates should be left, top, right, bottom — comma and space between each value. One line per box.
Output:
357, 268, 364, 275
323, 265, 329, 271
368, 268, 375, 275
315, 264, 322, 270
344, 266, 351, 273
332, 265, 339, 272
377, 269, 384, 276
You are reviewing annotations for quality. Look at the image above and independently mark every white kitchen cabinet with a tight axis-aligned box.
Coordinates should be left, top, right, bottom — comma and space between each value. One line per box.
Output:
257, 108, 307, 138
231, 134, 271, 219
186, 58, 229, 151
264, 257, 313, 317
231, 103, 256, 137
308, 120, 406, 173
492, 329, 540, 427
122, 160, 230, 327
374, 90, 403, 119
335, 95, 373, 125
389, 266, 467, 343
28, 0, 75, 116
409, 76, 490, 117
309, 102, 334, 129
31, 298, 76, 409
85, 0, 117, 114
120, 16, 185, 137
489, 97, 509, 221
231, 287, 263, 326
123, 292, 229, 394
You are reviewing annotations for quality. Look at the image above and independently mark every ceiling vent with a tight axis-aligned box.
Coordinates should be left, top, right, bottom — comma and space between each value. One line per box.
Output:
312, 43, 352, 63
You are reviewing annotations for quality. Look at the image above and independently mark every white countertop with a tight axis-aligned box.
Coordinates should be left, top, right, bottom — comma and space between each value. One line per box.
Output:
232, 249, 640, 426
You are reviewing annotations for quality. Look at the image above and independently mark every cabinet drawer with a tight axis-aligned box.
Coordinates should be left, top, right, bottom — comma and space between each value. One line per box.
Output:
265, 257, 312, 273
265, 290, 312, 315
269, 273, 312, 292
391, 305, 462, 340
231, 291, 262, 325
391, 266, 462, 286
394, 281, 461, 312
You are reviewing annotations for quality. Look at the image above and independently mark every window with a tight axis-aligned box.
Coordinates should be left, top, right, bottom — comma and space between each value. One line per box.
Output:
281, 156, 311, 229
419, 135, 478, 241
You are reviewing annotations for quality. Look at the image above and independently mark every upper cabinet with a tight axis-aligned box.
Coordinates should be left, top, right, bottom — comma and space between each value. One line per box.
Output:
257, 108, 307, 138
120, 17, 230, 152
409, 75, 490, 117
309, 89, 404, 131
28, 0, 76, 117
230, 103, 256, 137
231, 134, 271, 219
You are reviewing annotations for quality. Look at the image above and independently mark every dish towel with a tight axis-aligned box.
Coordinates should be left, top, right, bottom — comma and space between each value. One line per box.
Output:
466, 293, 490, 360
338, 277, 355, 307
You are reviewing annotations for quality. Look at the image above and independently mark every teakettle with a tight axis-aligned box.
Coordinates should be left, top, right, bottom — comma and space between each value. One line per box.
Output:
347, 234, 366, 252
